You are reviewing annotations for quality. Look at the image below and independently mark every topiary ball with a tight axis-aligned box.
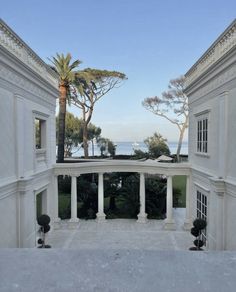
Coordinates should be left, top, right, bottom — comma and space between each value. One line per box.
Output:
37, 238, 43, 245
194, 239, 204, 248
193, 218, 207, 230
42, 224, 50, 233
37, 214, 50, 226
191, 227, 200, 237
189, 246, 198, 251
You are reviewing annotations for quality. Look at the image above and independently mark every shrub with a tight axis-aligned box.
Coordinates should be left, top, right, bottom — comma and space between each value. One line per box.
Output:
37, 214, 50, 226
191, 227, 200, 237
193, 218, 207, 230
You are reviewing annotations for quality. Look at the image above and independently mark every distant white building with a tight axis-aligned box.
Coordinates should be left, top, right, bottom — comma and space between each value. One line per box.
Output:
0, 19, 58, 247
185, 19, 236, 250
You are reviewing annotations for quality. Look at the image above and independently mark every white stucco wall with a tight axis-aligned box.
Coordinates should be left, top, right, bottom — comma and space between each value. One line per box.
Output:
226, 88, 236, 181
186, 22, 236, 250
0, 20, 58, 247
0, 88, 16, 184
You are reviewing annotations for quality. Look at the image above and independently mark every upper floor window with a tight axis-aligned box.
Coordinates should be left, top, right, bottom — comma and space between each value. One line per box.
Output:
35, 118, 46, 149
195, 110, 210, 155
197, 117, 208, 153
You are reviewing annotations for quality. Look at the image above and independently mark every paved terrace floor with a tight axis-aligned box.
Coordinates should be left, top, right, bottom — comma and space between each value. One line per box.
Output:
48, 208, 193, 250
2, 209, 236, 292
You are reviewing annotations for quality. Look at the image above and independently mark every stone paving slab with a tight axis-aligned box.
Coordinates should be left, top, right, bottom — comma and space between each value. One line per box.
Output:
48, 209, 193, 250
1, 249, 236, 292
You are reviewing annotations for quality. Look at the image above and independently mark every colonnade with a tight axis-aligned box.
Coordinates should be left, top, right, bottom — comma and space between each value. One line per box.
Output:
54, 173, 191, 229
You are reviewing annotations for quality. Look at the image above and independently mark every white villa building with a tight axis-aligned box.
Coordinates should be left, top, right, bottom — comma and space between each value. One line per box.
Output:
0, 18, 236, 250
185, 19, 236, 250
0, 20, 58, 247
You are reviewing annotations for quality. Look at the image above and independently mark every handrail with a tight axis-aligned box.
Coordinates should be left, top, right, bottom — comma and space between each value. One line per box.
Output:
54, 160, 191, 176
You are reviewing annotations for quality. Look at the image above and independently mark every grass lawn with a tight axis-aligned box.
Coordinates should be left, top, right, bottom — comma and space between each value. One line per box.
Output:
173, 175, 186, 207
59, 175, 187, 219
58, 193, 70, 219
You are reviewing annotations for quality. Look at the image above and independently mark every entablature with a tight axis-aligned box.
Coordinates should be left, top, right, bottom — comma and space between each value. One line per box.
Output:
53, 160, 191, 177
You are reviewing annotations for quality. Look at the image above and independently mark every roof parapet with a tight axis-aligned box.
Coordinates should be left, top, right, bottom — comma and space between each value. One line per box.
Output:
0, 19, 58, 89
185, 19, 236, 88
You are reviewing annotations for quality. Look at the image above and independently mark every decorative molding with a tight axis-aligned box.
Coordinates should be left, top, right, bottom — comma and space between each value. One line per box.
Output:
185, 20, 236, 87
209, 177, 225, 196
194, 182, 210, 193
33, 183, 49, 194
0, 19, 58, 89
194, 109, 211, 117
225, 179, 236, 198
0, 180, 18, 200
0, 62, 56, 109
187, 60, 236, 105
33, 110, 50, 119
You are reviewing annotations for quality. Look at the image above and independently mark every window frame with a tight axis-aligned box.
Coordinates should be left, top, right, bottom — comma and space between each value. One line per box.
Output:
195, 110, 210, 157
33, 111, 49, 151
196, 189, 208, 245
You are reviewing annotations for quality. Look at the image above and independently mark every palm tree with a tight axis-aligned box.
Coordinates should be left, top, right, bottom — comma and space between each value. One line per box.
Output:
50, 53, 81, 162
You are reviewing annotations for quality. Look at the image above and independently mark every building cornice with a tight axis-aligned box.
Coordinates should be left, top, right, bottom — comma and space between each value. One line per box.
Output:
185, 19, 236, 89
0, 19, 58, 89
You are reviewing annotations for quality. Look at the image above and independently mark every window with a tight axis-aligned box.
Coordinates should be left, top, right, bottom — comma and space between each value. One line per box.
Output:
196, 190, 207, 244
197, 118, 208, 153
36, 191, 43, 220
35, 118, 46, 149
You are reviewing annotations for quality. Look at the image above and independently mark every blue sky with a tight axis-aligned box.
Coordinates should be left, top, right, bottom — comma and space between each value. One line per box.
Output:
1, 0, 236, 142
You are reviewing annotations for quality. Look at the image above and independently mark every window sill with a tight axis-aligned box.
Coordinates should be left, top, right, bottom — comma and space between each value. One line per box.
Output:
35, 148, 46, 154
195, 152, 210, 158
35, 148, 47, 163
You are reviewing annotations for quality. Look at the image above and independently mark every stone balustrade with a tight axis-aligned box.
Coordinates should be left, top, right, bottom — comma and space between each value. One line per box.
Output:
185, 19, 236, 87
53, 160, 191, 230
0, 19, 58, 88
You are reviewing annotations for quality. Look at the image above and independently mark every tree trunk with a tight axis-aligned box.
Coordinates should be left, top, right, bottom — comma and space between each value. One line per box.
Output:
83, 122, 89, 158
57, 84, 67, 163
176, 127, 185, 162
82, 107, 93, 159
91, 139, 95, 157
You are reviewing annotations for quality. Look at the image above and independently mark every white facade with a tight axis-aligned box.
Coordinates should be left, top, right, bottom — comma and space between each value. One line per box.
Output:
1, 18, 236, 250
0, 19, 58, 247
185, 19, 236, 250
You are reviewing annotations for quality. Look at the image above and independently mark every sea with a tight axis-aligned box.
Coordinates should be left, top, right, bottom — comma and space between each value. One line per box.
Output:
72, 141, 188, 157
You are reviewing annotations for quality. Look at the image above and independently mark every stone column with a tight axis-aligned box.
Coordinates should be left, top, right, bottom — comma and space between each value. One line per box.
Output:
53, 175, 61, 224
69, 176, 79, 223
164, 175, 176, 230
184, 175, 192, 230
137, 173, 147, 223
96, 173, 106, 221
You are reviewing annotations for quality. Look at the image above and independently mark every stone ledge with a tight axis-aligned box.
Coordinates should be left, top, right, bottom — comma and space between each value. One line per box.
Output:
1, 250, 236, 292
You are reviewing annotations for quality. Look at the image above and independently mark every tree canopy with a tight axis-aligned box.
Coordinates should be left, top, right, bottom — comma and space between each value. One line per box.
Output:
134, 132, 170, 159
71, 68, 127, 158
50, 53, 81, 162
142, 76, 188, 161
97, 137, 116, 157
56, 112, 101, 157
144, 132, 170, 158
